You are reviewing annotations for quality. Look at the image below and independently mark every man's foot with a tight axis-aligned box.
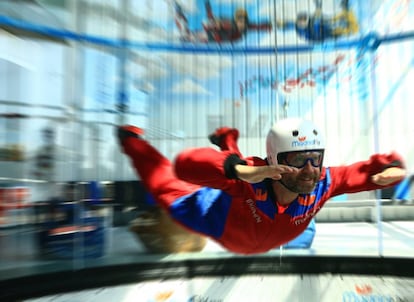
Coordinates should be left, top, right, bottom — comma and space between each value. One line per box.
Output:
117, 125, 144, 144
313, 0, 322, 10
340, 0, 349, 10
208, 127, 239, 147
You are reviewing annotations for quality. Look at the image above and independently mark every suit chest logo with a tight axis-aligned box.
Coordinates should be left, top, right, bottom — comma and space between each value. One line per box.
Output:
297, 195, 316, 206
254, 188, 268, 201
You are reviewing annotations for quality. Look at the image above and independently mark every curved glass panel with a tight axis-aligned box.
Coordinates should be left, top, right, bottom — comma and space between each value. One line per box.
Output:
0, 1, 413, 299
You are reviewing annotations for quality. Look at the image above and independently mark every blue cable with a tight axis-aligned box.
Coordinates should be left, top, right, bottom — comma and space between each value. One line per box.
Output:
1, 14, 413, 53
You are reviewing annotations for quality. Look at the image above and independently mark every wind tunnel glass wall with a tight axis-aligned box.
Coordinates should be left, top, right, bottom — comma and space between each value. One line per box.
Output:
0, 0, 414, 277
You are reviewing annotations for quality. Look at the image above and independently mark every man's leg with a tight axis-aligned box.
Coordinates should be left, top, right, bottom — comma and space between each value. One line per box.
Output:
173, 1, 193, 41
314, 0, 322, 10
117, 125, 200, 210
313, 0, 323, 17
311, 0, 324, 37
340, 0, 349, 10
208, 127, 241, 154
205, 0, 215, 22
203, 0, 223, 42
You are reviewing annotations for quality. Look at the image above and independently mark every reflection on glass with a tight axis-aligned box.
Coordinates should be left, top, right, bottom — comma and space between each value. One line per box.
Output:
0, 2, 413, 300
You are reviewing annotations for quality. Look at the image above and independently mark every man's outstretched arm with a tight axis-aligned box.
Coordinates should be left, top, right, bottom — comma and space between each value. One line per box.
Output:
371, 166, 406, 186
235, 164, 297, 183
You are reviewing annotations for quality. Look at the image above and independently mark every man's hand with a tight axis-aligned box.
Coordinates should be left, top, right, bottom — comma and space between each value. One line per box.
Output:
371, 167, 406, 186
275, 19, 285, 28
235, 164, 297, 183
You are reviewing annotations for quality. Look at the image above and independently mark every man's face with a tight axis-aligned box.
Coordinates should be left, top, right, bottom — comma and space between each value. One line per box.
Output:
279, 151, 323, 194
296, 16, 309, 29
235, 16, 247, 31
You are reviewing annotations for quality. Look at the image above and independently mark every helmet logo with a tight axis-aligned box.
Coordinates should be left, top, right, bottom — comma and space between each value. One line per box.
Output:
291, 128, 321, 148
292, 138, 321, 148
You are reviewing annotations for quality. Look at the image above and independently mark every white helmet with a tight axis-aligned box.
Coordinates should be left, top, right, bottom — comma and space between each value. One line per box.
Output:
266, 118, 325, 165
